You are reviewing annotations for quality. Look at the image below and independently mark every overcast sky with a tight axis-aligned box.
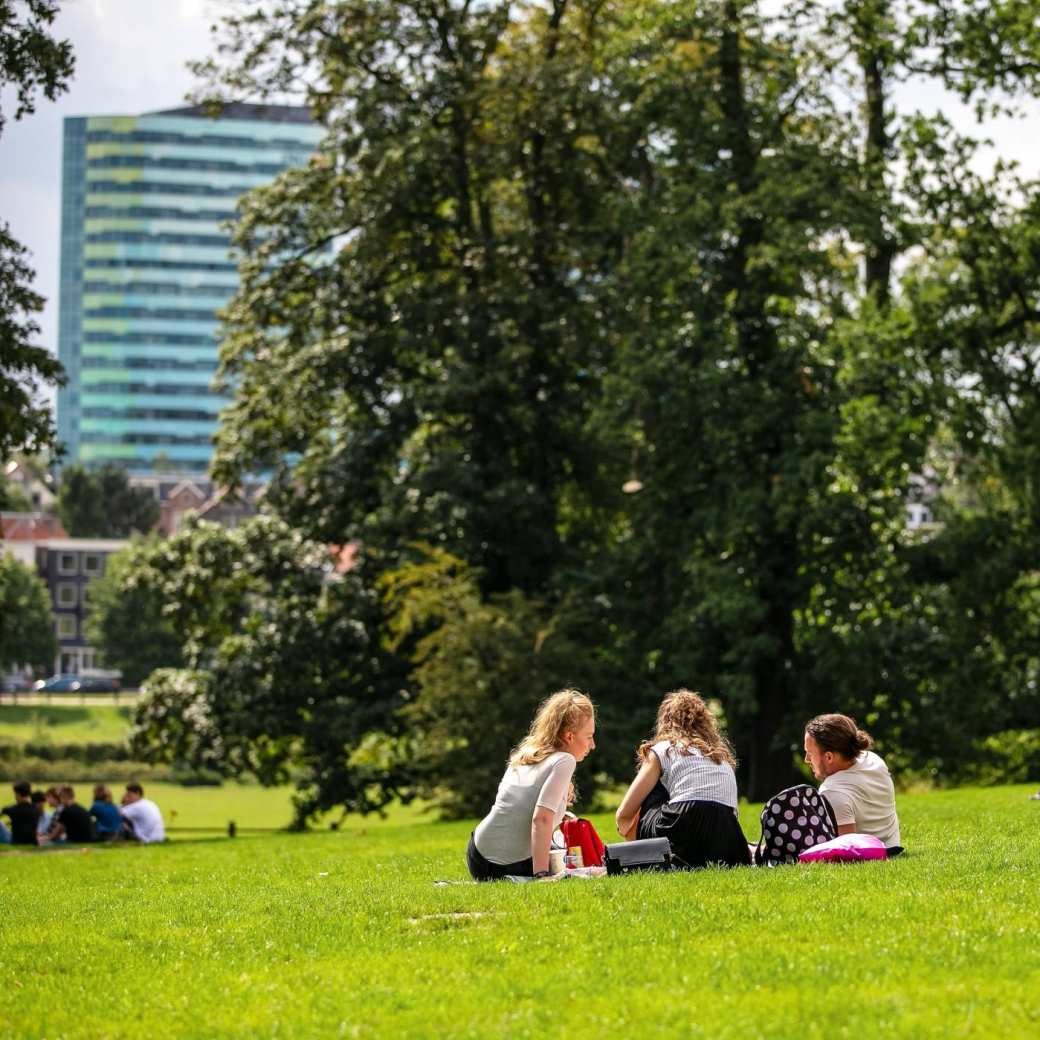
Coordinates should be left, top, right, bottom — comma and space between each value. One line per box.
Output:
0, 0, 217, 359
0, 0, 1038, 392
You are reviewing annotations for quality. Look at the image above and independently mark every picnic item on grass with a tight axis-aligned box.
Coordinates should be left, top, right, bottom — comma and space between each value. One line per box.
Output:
561, 865, 605, 879
755, 783, 837, 866
560, 816, 606, 867
603, 837, 674, 875
798, 832, 887, 863
502, 866, 605, 882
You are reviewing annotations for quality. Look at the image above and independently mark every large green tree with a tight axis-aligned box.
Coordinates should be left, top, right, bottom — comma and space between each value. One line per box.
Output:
0, 0, 73, 458
199, 0, 622, 594
378, 544, 630, 816
0, 552, 55, 675
57, 463, 159, 538
176, 0, 1040, 806
577, 0, 1040, 793
84, 539, 185, 687
125, 516, 410, 823
780, 0, 1040, 771
0, 472, 31, 511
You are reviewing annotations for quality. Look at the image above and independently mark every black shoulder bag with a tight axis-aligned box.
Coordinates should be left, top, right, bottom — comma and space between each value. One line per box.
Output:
602, 837, 674, 875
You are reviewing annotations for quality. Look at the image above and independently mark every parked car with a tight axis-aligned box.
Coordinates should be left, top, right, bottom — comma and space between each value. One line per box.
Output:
33, 674, 83, 693
32, 674, 121, 694
76, 676, 120, 693
2, 674, 34, 693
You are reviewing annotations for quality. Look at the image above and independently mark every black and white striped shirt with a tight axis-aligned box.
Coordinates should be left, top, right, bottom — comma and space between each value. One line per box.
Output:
650, 740, 739, 810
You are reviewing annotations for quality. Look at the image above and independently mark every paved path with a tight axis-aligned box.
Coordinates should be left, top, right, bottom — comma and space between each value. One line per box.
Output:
0, 692, 140, 708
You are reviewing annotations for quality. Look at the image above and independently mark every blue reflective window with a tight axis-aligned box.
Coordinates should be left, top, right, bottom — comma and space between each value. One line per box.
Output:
84, 231, 232, 247
87, 156, 286, 175
84, 259, 238, 273
85, 307, 221, 321
83, 332, 215, 345
87, 180, 248, 197
82, 407, 218, 421
85, 206, 238, 222
85, 382, 214, 396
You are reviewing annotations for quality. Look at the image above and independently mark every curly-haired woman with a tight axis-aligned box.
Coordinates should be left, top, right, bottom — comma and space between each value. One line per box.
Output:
467, 689, 596, 881
615, 689, 751, 869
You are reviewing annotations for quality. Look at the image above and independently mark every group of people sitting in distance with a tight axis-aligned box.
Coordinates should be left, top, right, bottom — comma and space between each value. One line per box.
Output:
0, 781, 165, 847
468, 688, 901, 880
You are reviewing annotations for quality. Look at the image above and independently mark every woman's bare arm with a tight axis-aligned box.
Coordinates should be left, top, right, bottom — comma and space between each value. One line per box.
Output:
615, 756, 662, 839
531, 806, 556, 873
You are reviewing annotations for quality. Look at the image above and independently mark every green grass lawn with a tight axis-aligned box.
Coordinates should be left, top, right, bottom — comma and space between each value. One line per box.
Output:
0, 781, 431, 833
0, 704, 132, 745
2, 785, 1038, 1038
94, 781, 299, 832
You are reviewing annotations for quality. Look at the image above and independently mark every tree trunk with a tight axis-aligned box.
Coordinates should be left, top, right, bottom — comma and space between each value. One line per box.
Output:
745, 584, 801, 800
719, 3, 802, 801
857, 2, 895, 305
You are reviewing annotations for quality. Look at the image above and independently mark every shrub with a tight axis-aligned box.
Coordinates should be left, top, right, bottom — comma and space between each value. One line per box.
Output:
0, 755, 223, 785
959, 729, 1040, 787
0, 742, 131, 764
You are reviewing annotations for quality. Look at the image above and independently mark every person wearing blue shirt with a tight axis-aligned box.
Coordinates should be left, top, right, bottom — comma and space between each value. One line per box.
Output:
90, 784, 124, 840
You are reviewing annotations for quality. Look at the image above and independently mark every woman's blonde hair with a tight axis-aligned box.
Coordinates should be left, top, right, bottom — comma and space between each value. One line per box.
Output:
638, 689, 736, 768
510, 689, 595, 766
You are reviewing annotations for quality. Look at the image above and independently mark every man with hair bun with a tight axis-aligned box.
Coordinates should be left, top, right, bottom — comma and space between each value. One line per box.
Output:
803, 713, 901, 849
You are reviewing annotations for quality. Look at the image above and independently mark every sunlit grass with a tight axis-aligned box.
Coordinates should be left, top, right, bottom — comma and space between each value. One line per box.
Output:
0, 704, 132, 745
2, 785, 1038, 1038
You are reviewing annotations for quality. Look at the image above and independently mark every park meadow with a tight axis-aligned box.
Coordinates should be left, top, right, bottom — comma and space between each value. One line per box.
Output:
5, 2, 1040, 1035
2, 780, 1038, 1039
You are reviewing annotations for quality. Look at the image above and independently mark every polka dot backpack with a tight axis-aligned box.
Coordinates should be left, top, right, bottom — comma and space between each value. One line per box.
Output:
754, 784, 836, 866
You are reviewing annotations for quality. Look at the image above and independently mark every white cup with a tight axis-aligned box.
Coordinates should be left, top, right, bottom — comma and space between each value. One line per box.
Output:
548, 849, 565, 874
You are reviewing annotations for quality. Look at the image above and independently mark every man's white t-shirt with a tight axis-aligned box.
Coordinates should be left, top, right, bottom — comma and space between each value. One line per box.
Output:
820, 750, 901, 847
121, 797, 165, 843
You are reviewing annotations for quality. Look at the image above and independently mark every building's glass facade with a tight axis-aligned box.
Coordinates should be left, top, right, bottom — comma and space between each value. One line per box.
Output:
57, 104, 323, 473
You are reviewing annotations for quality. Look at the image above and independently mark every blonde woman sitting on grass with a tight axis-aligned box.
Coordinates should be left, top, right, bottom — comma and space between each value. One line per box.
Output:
615, 689, 751, 870
467, 690, 596, 881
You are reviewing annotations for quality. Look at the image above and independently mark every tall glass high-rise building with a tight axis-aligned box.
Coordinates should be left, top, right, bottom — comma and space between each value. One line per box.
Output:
56, 103, 323, 474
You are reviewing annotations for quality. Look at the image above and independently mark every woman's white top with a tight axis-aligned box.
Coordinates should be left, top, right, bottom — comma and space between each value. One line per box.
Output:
650, 740, 739, 810
473, 751, 576, 865
819, 750, 901, 847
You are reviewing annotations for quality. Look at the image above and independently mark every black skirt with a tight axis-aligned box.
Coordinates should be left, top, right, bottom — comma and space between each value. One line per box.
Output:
638, 798, 751, 870
466, 832, 534, 881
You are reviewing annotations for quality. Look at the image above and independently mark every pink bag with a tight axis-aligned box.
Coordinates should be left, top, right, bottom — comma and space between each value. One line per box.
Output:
798, 833, 887, 863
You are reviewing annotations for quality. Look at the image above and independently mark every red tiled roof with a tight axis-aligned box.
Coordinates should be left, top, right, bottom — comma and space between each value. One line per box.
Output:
0, 513, 68, 540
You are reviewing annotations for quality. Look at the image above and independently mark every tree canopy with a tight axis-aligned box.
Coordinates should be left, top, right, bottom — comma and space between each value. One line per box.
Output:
84, 539, 185, 687
0, 552, 55, 675
125, 0, 1040, 814
124, 516, 410, 824
0, 0, 73, 459
57, 463, 160, 538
